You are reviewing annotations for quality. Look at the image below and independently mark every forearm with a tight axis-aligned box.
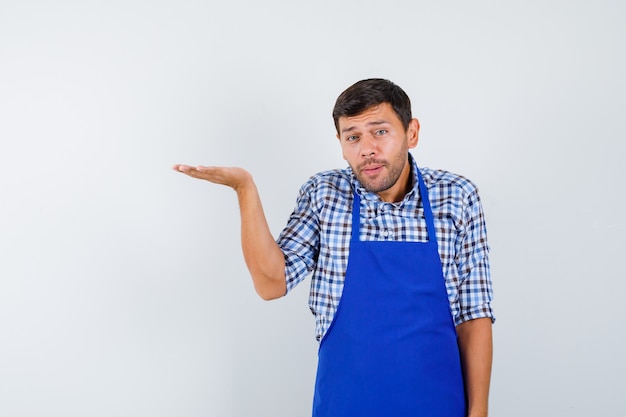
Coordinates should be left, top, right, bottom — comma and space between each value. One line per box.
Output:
456, 317, 493, 417
235, 178, 287, 300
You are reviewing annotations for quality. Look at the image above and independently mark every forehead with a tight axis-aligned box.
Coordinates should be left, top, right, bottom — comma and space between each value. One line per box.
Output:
337, 102, 401, 132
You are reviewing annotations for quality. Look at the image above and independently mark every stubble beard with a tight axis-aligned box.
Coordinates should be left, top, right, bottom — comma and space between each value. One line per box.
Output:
354, 153, 407, 194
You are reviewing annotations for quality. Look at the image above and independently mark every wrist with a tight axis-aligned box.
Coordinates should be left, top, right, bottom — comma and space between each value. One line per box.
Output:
467, 408, 488, 417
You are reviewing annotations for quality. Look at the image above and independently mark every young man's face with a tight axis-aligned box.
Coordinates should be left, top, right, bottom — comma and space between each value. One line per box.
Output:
337, 102, 419, 203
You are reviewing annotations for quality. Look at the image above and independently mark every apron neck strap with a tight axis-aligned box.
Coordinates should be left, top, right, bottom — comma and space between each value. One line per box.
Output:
416, 167, 437, 243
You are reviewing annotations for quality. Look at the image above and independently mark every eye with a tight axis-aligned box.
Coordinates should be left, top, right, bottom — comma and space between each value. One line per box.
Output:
345, 135, 359, 142
375, 129, 388, 136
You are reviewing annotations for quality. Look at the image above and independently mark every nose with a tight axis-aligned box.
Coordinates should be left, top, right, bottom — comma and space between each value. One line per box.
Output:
360, 134, 377, 158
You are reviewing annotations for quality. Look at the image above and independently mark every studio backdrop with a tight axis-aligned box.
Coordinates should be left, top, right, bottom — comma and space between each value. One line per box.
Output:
1, 1, 624, 416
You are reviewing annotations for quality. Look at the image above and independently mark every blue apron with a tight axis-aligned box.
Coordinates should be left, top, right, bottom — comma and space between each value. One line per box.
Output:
312, 168, 466, 416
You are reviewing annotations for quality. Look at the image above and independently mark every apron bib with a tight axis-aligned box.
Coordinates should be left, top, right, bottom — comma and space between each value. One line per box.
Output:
312, 168, 466, 417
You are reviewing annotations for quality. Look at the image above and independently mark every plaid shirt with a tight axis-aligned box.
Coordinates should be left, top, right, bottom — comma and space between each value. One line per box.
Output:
277, 154, 494, 341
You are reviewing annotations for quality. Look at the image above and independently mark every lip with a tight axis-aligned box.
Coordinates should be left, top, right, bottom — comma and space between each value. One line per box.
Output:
360, 165, 383, 176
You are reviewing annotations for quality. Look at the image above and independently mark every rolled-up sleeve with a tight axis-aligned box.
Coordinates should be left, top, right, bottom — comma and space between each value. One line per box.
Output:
276, 179, 320, 294
455, 186, 495, 325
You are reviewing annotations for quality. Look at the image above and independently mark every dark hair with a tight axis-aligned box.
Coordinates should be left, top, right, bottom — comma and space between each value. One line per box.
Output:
332, 78, 412, 133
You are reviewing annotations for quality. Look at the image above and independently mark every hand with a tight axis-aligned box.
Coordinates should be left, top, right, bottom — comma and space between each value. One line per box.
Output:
172, 164, 253, 191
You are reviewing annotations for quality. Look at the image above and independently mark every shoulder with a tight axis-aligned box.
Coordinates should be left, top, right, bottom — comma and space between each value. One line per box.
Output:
299, 168, 353, 196
419, 166, 480, 198
295, 168, 353, 213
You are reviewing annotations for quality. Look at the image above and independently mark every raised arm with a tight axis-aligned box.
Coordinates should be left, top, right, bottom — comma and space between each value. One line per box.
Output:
172, 164, 287, 300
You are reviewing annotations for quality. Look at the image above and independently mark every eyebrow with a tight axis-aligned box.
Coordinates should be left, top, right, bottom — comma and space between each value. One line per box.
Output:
341, 120, 389, 134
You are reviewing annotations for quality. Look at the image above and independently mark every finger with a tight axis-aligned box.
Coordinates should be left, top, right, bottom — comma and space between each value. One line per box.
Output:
179, 166, 220, 182
174, 164, 197, 174
172, 164, 191, 172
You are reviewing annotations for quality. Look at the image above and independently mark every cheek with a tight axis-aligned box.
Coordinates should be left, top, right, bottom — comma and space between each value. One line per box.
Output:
340, 143, 353, 161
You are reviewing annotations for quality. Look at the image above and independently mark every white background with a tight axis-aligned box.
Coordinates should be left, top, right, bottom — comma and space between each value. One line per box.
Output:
1, 1, 624, 416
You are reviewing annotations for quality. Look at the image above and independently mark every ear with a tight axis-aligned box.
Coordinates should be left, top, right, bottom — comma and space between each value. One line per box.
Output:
407, 118, 420, 149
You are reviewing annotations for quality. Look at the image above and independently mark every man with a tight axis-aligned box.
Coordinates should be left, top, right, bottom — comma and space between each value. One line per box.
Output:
173, 79, 494, 417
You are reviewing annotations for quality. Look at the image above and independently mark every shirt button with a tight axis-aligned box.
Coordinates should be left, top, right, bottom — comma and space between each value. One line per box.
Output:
382, 229, 389, 237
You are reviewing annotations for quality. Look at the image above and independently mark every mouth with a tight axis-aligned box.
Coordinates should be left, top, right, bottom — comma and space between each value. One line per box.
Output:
360, 164, 384, 176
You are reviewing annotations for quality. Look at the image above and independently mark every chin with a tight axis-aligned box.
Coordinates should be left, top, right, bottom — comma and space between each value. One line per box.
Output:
360, 180, 391, 194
